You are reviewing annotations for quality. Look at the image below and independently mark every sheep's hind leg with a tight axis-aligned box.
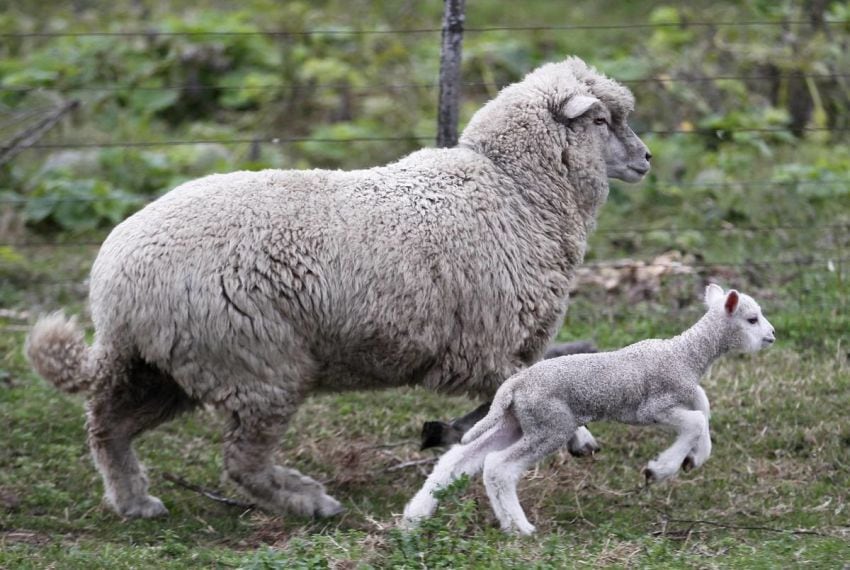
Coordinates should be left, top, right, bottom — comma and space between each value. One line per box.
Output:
644, 408, 707, 483
87, 359, 197, 518
403, 415, 521, 525
222, 407, 343, 518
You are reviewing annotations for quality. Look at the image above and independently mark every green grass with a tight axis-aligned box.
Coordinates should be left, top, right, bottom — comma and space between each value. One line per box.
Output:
2, 260, 849, 568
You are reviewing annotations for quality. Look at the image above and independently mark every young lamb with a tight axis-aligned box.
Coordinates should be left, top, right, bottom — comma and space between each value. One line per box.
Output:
25, 56, 650, 520
404, 285, 776, 535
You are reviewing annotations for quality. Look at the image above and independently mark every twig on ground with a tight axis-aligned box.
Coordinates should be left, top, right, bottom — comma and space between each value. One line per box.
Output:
162, 472, 254, 510
386, 458, 437, 472
652, 507, 830, 537
363, 440, 417, 450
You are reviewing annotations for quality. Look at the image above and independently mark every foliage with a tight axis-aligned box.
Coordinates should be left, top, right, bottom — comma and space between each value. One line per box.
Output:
0, 1, 848, 567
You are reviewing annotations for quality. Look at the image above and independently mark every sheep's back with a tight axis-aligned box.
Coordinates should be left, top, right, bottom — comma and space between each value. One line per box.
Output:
88, 155, 571, 399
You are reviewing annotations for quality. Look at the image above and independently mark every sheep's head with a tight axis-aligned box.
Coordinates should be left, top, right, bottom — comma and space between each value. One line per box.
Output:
556, 93, 651, 183
705, 284, 776, 353
459, 57, 651, 190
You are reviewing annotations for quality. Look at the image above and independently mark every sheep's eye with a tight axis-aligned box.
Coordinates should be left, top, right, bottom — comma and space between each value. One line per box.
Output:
747, 317, 759, 325
594, 117, 608, 126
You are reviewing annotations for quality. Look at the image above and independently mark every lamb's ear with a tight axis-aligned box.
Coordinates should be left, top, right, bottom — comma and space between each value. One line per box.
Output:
563, 95, 600, 119
724, 290, 740, 315
705, 284, 724, 307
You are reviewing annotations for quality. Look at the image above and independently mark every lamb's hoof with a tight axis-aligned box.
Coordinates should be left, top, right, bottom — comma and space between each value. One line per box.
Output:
504, 522, 536, 536
568, 441, 600, 458
643, 467, 658, 484
115, 495, 169, 519
568, 427, 601, 458
400, 515, 424, 531
681, 456, 695, 472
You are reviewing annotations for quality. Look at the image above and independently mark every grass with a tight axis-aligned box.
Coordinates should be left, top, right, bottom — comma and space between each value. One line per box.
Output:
1, 242, 848, 568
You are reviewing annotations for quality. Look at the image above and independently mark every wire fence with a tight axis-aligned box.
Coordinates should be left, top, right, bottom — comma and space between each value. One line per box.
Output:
1, 19, 846, 39
3, 73, 848, 96
0, 126, 840, 153
1, 16, 847, 326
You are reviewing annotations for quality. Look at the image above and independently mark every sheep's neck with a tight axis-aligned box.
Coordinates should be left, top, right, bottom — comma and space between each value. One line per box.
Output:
522, 175, 608, 267
668, 312, 729, 378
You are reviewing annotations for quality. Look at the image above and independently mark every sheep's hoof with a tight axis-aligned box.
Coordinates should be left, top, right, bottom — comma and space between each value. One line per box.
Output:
114, 495, 169, 519
420, 421, 461, 450
643, 467, 658, 484
288, 490, 345, 518
681, 456, 695, 472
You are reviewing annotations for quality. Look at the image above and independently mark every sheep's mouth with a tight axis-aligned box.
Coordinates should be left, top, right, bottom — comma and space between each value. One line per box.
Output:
628, 165, 649, 176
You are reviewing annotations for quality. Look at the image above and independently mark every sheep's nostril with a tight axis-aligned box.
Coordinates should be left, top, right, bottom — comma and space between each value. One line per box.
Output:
645, 151, 652, 161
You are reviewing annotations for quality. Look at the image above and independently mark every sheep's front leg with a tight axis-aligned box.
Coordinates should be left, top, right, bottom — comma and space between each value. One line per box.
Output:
683, 386, 712, 472
644, 408, 707, 483
223, 408, 343, 518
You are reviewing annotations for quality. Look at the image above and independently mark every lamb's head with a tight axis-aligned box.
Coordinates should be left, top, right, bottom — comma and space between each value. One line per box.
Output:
459, 56, 651, 188
705, 284, 776, 353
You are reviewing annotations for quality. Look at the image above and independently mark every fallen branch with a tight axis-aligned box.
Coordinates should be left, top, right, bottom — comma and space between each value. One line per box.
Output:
162, 472, 254, 510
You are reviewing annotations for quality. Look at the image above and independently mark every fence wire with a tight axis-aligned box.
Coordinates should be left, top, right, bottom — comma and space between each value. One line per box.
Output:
1, 19, 846, 39
0, 17, 847, 326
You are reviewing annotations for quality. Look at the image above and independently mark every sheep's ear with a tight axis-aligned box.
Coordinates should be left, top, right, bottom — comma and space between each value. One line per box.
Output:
724, 290, 740, 315
705, 283, 724, 307
563, 95, 600, 119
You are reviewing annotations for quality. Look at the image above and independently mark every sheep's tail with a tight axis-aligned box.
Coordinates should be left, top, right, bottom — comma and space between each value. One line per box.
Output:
25, 311, 96, 394
460, 390, 514, 445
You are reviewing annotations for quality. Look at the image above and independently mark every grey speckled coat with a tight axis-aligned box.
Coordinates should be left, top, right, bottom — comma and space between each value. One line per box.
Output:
403, 285, 776, 535
25, 56, 651, 520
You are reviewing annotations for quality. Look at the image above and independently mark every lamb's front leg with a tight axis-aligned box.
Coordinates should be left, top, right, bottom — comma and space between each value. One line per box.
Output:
683, 386, 712, 472
644, 407, 707, 483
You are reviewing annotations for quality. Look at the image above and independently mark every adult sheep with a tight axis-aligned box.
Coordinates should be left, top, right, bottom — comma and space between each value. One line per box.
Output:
26, 56, 651, 520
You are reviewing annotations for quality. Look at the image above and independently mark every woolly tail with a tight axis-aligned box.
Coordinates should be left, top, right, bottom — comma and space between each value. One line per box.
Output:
25, 311, 95, 394
460, 390, 513, 444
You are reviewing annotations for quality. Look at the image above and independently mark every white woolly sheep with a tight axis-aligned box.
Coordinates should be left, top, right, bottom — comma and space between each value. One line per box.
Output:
25, 56, 651, 520
403, 284, 776, 535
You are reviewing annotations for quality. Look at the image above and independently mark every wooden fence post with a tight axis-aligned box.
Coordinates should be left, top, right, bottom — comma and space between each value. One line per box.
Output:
436, 0, 466, 148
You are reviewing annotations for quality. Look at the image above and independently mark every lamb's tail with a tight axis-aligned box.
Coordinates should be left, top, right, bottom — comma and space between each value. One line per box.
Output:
460, 390, 514, 445
25, 311, 95, 394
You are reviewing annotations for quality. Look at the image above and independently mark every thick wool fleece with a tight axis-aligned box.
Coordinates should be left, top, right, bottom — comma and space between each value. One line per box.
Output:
29, 57, 637, 411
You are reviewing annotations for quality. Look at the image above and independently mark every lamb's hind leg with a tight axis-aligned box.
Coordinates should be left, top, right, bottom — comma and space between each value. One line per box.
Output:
222, 404, 343, 518
403, 414, 521, 525
483, 405, 577, 535
87, 358, 197, 518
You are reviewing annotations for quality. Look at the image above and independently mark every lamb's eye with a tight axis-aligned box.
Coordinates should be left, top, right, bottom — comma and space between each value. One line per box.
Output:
747, 317, 758, 325
594, 118, 608, 126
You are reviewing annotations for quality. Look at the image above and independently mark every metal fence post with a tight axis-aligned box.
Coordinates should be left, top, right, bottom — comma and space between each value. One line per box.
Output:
436, 0, 466, 148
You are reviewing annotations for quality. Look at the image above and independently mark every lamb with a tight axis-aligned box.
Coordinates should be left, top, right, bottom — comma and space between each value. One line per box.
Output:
403, 285, 776, 535
24, 56, 651, 520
